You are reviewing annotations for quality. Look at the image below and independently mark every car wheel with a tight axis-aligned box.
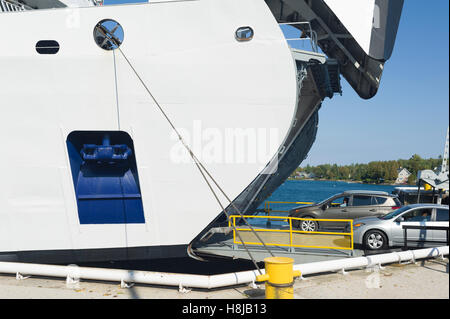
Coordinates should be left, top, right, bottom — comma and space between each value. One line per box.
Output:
299, 217, 318, 232
364, 230, 388, 250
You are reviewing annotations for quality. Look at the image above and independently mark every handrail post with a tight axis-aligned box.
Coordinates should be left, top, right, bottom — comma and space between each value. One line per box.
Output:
233, 216, 237, 244
289, 217, 294, 253
403, 227, 408, 250
266, 202, 271, 228
350, 221, 354, 251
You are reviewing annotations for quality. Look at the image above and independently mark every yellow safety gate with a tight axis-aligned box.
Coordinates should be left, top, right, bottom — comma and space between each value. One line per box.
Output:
229, 215, 354, 251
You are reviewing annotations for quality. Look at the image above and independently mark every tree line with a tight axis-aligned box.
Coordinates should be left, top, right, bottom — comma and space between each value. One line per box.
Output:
292, 154, 446, 184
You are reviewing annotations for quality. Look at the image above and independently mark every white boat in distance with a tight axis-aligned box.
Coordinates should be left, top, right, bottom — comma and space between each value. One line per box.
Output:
0, 0, 403, 263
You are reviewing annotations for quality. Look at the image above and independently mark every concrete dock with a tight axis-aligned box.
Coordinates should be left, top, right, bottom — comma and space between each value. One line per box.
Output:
0, 257, 447, 299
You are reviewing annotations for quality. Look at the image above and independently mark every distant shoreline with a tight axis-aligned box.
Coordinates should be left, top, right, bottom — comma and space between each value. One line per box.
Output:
287, 178, 410, 187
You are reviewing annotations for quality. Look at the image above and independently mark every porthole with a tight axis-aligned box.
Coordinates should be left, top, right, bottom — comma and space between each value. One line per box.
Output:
93, 19, 124, 51
235, 26, 254, 42
35, 40, 60, 54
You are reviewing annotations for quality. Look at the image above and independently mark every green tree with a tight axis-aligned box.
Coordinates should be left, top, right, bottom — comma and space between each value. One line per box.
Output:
407, 173, 417, 185
292, 155, 442, 183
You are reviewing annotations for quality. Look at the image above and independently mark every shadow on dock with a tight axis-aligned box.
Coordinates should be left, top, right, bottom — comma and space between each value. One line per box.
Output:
76, 256, 261, 276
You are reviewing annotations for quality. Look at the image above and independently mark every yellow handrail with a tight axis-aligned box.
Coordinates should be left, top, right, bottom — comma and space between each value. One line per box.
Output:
229, 215, 354, 251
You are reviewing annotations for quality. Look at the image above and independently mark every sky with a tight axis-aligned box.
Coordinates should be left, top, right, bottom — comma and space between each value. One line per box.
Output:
103, 0, 449, 166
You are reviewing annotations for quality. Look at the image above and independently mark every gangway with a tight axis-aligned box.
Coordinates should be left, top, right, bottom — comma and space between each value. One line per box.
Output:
192, 213, 363, 264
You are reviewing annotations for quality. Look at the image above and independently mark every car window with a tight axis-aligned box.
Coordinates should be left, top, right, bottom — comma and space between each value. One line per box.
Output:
381, 206, 410, 219
318, 194, 340, 205
436, 209, 449, 221
393, 198, 402, 207
330, 196, 350, 207
352, 195, 372, 206
401, 209, 432, 222
373, 196, 388, 205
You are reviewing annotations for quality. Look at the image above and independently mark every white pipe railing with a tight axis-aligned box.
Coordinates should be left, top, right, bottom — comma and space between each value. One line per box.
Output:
0, 246, 447, 289
294, 246, 448, 276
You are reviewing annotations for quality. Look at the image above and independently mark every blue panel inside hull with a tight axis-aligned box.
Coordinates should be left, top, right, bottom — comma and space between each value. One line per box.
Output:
67, 131, 145, 224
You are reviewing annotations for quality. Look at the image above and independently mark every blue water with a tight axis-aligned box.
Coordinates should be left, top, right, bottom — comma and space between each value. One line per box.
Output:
256, 180, 397, 217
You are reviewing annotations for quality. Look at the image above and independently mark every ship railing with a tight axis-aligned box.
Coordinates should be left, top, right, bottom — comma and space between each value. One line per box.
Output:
279, 21, 319, 53
0, 0, 29, 12
229, 215, 354, 251
0, 0, 103, 12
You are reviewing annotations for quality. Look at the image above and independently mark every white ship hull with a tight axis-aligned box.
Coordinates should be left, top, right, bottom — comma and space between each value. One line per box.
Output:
0, 0, 298, 262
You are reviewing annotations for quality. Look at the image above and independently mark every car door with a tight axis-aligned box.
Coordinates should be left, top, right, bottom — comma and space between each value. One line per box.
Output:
346, 195, 377, 219
321, 196, 349, 228
431, 208, 449, 245
322, 196, 348, 218
391, 208, 433, 247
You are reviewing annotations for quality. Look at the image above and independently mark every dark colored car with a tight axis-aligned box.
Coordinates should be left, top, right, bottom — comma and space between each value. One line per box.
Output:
288, 190, 402, 231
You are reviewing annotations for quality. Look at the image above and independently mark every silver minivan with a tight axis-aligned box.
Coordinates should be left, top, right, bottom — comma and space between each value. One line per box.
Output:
352, 204, 449, 250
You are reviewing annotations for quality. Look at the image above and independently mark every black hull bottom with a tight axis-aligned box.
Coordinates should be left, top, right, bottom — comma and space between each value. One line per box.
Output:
0, 245, 188, 264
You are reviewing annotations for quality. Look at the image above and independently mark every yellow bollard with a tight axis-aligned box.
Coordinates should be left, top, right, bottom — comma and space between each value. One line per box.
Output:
256, 257, 301, 299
